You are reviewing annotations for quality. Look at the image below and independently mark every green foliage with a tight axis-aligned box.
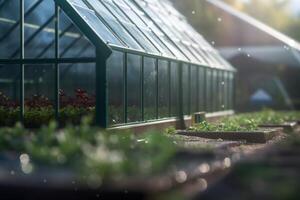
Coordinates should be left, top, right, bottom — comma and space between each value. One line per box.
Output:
190, 118, 258, 132
0, 106, 94, 128
164, 126, 177, 135
0, 119, 177, 180
189, 110, 300, 132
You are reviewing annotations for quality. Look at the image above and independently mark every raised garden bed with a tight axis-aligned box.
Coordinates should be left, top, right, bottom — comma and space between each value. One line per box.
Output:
176, 129, 281, 144
258, 122, 298, 133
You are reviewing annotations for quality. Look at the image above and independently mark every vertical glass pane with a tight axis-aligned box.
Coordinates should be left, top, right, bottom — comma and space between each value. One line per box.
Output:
0, 65, 20, 126
158, 60, 169, 118
60, 63, 96, 125
212, 69, 218, 112
182, 64, 190, 115
191, 65, 198, 113
198, 67, 205, 111
170, 62, 178, 117
24, 64, 55, 128
127, 54, 141, 122
223, 72, 228, 111
206, 68, 212, 112
229, 73, 234, 110
108, 51, 124, 125
218, 71, 225, 111
0, 0, 20, 58
143, 57, 157, 121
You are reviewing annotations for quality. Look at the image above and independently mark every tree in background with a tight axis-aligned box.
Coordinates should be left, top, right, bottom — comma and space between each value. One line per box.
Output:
171, 0, 300, 42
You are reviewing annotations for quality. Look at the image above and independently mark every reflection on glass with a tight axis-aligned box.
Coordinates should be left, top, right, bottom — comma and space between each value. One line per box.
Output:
182, 64, 190, 115
212, 69, 218, 112
127, 54, 141, 122
158, 60, 170, 118
190, 65, 198, 113
107, 51, 124, 125
0, 1, 20, 59
171, 62, 179, 117
206, 68, 212, 112
25, 64, 55, 128
144, 57, 157, 120
198, 67, 205, 111
0, 65, 20, 126
229, 72, 234, 110
59, 63, 96, 125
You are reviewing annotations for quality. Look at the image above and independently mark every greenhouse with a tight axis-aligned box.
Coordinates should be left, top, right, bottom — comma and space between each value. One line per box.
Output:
0, 0, 236, 128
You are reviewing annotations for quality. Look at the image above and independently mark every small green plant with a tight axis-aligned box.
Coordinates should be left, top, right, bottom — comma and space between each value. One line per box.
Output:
164, 126, 177, 135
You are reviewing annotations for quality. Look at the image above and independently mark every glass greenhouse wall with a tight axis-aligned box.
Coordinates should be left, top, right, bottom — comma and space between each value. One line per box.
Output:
0, 0, 236, 128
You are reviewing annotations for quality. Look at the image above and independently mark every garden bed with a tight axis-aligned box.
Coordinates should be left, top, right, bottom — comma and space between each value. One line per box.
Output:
196, 133, 300, 200
176, 129, 281, 144
258, 122, 298, 133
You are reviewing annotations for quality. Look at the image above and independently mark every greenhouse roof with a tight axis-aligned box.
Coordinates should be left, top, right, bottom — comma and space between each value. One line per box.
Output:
55, 0, 235, 71
207, 0, 300, 52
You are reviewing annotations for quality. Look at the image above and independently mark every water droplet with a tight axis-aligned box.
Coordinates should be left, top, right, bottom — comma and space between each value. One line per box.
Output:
192, 10, 196, 15
217, 17, 222, 22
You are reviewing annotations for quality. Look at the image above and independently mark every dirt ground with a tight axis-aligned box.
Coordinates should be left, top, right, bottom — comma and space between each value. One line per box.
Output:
164, 126, 299, 200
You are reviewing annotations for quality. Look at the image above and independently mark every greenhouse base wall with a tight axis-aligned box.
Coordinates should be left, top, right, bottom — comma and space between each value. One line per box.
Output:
110, 110, 234, 134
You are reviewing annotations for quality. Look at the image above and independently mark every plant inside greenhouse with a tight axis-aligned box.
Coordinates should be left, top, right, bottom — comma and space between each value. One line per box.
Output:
0, 0, 300, 199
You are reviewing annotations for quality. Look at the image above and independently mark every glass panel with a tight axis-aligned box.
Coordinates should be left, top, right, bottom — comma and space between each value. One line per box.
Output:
0, 0, 20, 59
59, 11, 95, 58
158, 60, 169, 118
68, 0, 90, 9
0, 65, 20, 126
143, 57, 157, 120
212, 69, 218, 112
229, 73, 234, 110
170, 62, 179, 117
24, 64, 55, 128
24, 0, 55, 58
190, 65, 198, 113
123, 22, 159, 54
84, 0, 142, 49
107, 51, 124, 125
113, 0, 174, 57
223, 72, 228, 110
206, 68, 212, 112
127, 54, 142, 122
59, 63, 96, 125
198, 67, 205, 111
71, 4, 124, 46
182, 64, 190, 115
100, 0, 160, 54
218, 71, 225, 111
